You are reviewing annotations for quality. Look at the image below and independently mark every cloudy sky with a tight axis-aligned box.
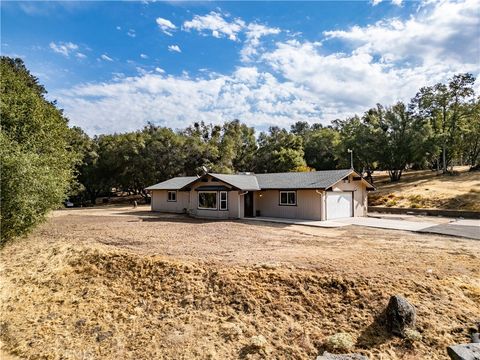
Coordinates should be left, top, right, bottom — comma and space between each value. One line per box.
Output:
1, 0, 479, 135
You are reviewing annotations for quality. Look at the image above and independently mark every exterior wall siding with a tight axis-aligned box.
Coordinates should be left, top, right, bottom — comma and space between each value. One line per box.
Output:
255, 189, 322, 220
151, 190, 189, 213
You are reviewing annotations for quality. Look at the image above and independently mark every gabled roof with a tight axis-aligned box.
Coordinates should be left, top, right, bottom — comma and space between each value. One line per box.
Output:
209, 173, 260, 191
145, 169, 374, 191
145, 176, 198, 190
255, 169, 354, 189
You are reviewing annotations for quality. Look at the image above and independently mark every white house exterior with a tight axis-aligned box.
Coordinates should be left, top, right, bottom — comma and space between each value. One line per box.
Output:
145, 169, 374, 221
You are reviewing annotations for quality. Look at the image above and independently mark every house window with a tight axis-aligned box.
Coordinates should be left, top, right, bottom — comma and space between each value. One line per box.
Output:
279, 191, 296, 206
198, 192, 217, 209
219, 191, 228, 210
167, 191, 177, 202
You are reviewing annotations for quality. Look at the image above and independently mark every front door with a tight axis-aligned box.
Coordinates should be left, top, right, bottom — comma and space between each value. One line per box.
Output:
244, 192, 254, 217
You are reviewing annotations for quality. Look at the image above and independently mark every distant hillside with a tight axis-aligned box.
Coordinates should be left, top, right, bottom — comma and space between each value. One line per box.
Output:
369, 166, 480, 211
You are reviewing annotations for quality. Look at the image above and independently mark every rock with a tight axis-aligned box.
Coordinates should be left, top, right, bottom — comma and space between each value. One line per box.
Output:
447, 343, 480, 360
316, 351, 369, 360
324, 333, 354, 351
471, 333, 480, 343
96, 330, 113, 342
249, 335, 268, 349
385, 295, 416, 337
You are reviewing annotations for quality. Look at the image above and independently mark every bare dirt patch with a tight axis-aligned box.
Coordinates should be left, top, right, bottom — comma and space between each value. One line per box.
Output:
1, 206, 479, 359
369, 167, 480, 211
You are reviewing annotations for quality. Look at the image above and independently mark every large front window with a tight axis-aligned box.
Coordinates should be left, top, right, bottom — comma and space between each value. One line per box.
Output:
198, 192, 217, 209
279, 191, 296, 206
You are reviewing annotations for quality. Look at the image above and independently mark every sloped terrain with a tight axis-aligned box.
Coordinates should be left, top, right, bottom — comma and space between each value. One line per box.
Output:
1, 209, 479, 359
369, 167, 480, 211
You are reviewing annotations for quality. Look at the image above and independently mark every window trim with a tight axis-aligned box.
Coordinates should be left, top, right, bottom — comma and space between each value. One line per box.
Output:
198, 191, 218, 210
279, 190, 297, 206
219, 191, 228, 211
167, 191, 177, 202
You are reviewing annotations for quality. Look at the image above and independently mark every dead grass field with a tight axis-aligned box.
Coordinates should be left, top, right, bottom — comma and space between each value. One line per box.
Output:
369, 167, 480, 211
1, 206, 479, 359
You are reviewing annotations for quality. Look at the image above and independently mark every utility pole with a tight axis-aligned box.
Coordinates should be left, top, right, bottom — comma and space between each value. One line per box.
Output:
347, 149, 353, 169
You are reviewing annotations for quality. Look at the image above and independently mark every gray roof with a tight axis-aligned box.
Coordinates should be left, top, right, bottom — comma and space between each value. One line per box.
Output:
255, 169, 354, 189
209, 173, 260, 191
145, 176, 197, 190
145, 169, 373, 191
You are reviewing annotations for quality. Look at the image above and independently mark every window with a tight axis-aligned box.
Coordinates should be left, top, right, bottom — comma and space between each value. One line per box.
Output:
167, 191, 176, 202
279, 191, 296, 206
198, 192, 217, 209
219, 191, 228, 210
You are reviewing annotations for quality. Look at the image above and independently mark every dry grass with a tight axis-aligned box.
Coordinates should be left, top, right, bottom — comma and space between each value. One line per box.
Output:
1, 207, 479, 359
369, 167, 480, 211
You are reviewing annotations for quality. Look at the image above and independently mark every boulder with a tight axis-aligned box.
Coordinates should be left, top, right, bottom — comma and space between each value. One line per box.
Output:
385, 295, 416, 337
447, 343, 480, 360
316, 352, 368, 360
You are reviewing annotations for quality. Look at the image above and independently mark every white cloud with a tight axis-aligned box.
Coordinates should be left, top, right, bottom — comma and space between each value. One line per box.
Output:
75, 52, 87, 59
183, 11, 245, 41
54, 0, 479, 136
49, 41, 78, 57
56, 68, 320, 135
156, 17, 177, 36
183, 12, 280, 61
324, 0, 479, 68
140, 53, 148, 59
392, 0, 403, 5
372, 0, 383, 5
241, 23, 281, 62
168, 45, 181, 53
100, 54, 113, 61
127, 29, 136, 38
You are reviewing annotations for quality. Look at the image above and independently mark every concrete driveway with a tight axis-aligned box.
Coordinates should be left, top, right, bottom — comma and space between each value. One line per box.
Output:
250, 216, 480, 240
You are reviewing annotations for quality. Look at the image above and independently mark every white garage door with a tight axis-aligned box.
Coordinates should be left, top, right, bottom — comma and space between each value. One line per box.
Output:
326, 192, 353, 220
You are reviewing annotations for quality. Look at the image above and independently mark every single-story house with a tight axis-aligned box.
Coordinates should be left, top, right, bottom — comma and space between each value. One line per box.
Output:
145, 169, 374, 221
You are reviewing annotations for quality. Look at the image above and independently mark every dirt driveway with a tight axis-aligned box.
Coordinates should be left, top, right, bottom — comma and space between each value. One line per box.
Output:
50, 205, 479, 274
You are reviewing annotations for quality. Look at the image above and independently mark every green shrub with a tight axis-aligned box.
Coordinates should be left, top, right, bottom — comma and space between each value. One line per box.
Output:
0, 57, 78, 243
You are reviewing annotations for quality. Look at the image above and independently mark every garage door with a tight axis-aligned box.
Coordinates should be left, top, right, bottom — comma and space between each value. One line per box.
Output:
326, 192, 353, 220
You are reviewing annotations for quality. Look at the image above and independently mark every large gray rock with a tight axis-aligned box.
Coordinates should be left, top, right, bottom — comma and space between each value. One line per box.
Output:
385, 295, 416, 337
447, 343, 480, 360
316, 352, 369, 360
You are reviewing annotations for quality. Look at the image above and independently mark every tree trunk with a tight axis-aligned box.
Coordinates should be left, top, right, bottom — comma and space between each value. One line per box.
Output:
389, 170, 402, 182
442, 145, 447, 173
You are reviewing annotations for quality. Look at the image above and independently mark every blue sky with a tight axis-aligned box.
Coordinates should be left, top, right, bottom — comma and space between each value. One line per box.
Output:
1, 0, 479, 135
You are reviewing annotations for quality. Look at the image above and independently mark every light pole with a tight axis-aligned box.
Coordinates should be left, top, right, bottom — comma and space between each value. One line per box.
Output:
347, 149, 353, 169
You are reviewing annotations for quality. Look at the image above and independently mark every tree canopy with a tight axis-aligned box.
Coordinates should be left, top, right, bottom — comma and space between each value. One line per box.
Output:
1, 57, 79, 243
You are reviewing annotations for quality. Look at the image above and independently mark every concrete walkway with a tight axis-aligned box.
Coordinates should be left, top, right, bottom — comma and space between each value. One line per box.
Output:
248, 216, 480, 240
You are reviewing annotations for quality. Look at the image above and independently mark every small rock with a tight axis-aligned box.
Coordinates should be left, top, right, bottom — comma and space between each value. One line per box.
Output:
96, 330, 113, 342
386, 295, 416, 337
471, 333, 480, 343
249, 335, 268, 349
447, 343, 480, 360
324, 332, 354, 351
316, 351, 369, 360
